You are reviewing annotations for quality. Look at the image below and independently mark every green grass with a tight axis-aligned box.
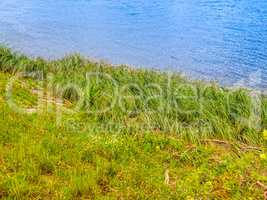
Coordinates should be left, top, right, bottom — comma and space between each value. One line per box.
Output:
0, 47, 267, 199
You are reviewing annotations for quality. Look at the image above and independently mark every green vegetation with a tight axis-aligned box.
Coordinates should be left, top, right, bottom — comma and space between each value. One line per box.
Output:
0, 46, 266, 199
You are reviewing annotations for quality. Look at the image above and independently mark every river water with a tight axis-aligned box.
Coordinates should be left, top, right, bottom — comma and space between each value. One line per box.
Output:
0, 0, 266, 88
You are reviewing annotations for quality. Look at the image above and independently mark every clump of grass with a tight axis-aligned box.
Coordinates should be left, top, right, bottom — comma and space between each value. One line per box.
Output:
0, 46, 266, 199
0, 46, 266, 144
39, 160, 55, 175
81, 150, 95, 164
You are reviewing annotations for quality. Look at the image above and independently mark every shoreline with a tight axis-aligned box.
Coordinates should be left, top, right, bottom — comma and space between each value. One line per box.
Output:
0, 45, 266, 144
1, 45, 265, 92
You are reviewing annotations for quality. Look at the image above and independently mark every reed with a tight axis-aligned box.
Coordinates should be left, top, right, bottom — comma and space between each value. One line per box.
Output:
0, 46, 265, 144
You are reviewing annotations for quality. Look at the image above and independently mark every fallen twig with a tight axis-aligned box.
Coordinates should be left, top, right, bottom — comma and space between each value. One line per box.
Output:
202, 139, 233, 147
256, 181, 267, 200
164, 169, 169, 185
202, 139, 262, 152
239, 145, 262, 152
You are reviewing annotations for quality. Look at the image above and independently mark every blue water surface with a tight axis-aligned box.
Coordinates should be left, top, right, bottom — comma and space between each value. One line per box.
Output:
0, 0, 266, 88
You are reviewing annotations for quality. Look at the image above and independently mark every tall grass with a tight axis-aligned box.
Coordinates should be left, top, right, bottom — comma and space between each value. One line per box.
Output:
0, 46, 266, 144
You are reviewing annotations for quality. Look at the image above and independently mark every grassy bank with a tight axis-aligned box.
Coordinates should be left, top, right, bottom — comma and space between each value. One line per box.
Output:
0, 47, 267, 199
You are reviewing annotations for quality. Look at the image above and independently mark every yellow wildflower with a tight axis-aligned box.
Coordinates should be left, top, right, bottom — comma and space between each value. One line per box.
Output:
263, 130, 267, 140
260, 154, 267, 160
